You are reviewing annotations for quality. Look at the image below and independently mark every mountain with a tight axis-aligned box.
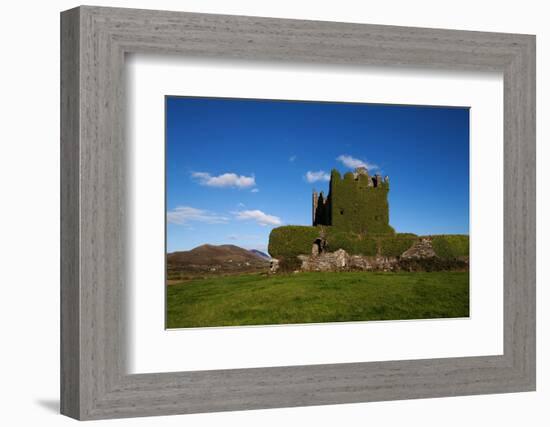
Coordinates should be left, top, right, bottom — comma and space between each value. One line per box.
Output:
167, 244, 270, 276
249, 249, 271, 261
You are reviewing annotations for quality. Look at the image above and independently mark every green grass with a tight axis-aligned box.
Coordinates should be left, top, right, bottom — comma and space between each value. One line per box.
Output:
166, 271, 469, 328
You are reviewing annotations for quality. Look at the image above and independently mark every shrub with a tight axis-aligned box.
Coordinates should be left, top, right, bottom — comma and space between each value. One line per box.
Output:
268, 226, 320, 259
431, 235, 469, 259
379, 236, 416, 257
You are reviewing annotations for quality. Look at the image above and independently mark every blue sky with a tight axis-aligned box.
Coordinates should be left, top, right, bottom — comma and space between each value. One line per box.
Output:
166, 96, 469, 254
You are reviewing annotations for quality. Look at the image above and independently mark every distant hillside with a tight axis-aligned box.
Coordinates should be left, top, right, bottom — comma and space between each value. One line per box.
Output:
167, 244, 269, 279
249, 249, 271, 261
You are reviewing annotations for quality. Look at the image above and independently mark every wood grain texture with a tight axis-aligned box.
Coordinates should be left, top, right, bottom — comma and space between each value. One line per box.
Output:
60, 7, 80, 419
60, 5, 536, 420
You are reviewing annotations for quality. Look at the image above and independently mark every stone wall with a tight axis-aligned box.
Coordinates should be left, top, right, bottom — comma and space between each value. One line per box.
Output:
270, 237, 468, 273
297, 249, 399, 272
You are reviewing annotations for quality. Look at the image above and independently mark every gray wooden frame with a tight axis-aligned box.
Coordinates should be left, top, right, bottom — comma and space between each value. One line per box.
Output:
60, 5, 536, 420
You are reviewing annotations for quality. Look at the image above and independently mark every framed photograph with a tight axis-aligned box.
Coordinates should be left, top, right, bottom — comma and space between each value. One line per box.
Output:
164, 97, 471, 329
61, 6, 536, 420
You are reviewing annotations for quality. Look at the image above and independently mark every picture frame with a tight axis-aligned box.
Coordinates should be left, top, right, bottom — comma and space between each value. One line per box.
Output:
60, 5, 536, 420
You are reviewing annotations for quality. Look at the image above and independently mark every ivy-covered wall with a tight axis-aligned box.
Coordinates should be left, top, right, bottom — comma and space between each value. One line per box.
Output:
268, 225, 469, 269
328, 169, 394, 234
268, 225, 320, 259
324, 228, 378, 256
379, 235, 417, 257
431, 234, 469, 259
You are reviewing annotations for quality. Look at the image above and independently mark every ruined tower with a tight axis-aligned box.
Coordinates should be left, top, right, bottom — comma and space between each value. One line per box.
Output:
312, 167, 393, 235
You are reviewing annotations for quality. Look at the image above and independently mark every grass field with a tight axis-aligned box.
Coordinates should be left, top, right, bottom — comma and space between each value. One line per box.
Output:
166, 271, 469, 328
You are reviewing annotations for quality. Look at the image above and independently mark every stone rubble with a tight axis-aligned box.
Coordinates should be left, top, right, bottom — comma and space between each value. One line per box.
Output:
269, 258, 280, 273
297, 249, 399, 272
271, 237, 468, 273
400, 237, 436, 260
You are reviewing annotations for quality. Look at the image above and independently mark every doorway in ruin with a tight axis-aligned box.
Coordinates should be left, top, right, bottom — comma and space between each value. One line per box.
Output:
312, 237, 326, 256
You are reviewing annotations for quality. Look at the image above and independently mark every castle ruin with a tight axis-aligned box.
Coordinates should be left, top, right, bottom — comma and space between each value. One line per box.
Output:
268, 166, 469, 273
312, 167, 393, 235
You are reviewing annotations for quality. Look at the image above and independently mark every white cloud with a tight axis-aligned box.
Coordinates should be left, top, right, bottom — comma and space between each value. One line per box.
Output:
289, 155, 297, 162
305, 170, 330, 183
191, 171, 256, 189
233, 210, 282, 226
250, 188, 259, 193
336, 154, 378, 171
167, 206, 229, 225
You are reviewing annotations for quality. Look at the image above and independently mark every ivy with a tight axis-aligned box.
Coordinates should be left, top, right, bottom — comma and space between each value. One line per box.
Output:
379, 236, 416, 257
329, 169, 395, 235
325, 229, 377, 256
431, 235, 469, 259
268, 225, 320, 259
